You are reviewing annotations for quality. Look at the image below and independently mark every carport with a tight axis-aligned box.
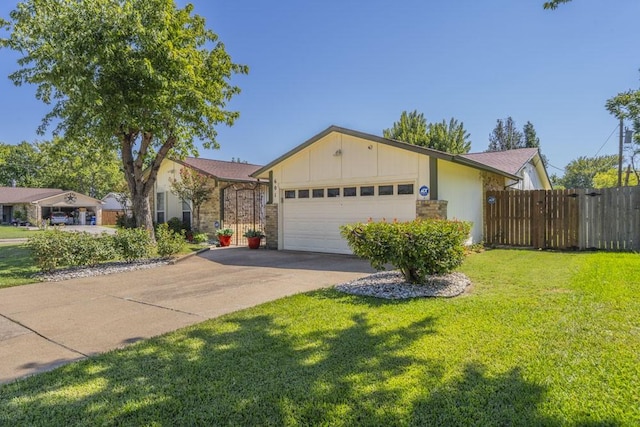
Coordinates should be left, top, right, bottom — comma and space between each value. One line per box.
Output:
0, 187, 103, 226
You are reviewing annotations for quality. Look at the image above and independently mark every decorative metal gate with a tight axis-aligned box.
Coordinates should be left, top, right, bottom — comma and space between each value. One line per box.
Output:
222, 183, 268, 246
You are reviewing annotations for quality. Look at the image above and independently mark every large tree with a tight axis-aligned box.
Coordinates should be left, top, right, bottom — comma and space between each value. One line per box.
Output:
487, 117, 524, 151
38, 137, 124, 198
1, 0, 247, 234
605, 80, 640, 184
384, 111, 471, 154
0, 142, 43, 187
426, 118, 471, 154
383, 110, 430, 146
556, 155, 618, 189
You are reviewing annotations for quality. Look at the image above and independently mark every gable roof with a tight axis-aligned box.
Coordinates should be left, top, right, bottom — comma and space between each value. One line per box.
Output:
173, 157, 264, 183
0, 187, 66, 204
251, 125, 521, 180
460, 148, 539, 175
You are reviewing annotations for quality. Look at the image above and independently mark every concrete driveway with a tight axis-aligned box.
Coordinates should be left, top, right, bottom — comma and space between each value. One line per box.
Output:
0, 247, 374, 384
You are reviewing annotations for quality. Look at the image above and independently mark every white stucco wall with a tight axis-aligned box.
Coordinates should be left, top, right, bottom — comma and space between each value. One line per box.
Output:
154, 159, 188, 221
437, 160, 484, 243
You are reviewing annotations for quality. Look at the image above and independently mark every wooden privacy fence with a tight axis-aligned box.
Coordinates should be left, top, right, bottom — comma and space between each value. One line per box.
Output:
485, 187, 640, 251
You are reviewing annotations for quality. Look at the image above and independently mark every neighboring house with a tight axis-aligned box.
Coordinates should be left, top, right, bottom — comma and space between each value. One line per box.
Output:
153, 157, 267, 242
460, 148, 551, 191
0, 187, 104, 226
101, 192, 132, 225
251, 125, 551, 254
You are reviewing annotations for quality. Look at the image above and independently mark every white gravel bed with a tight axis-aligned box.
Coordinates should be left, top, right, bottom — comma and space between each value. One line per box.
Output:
34, 259, 170, 282
335, 270, 471, 299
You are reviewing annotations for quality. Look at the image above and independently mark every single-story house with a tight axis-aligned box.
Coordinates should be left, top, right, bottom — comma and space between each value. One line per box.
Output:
251, 125, 551, 254
101, 192, 132, 225
0, 187, 104, 226
153, 157, 268, 243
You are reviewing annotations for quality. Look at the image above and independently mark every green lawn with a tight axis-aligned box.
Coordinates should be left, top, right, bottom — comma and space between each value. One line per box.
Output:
0, 244, 39, 288
0, 225, 41, 239
1, 250, 639, 425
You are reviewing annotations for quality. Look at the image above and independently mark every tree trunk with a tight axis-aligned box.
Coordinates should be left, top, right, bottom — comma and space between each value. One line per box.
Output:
131, 191, 153, 233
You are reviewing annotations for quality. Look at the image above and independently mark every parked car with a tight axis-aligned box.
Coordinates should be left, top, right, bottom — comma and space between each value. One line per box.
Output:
50, 212, 71, 225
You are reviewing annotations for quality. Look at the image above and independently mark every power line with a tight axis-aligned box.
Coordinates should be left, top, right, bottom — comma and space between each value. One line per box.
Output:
593, 124, 620, 157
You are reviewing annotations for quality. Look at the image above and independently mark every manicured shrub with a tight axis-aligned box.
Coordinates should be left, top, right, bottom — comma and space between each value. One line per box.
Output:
340, 219, 472, 283
192, 232, 208, 244
28, 230, 116, 271
28, 229, 74, 272
113, 227, 153, 262
166, 217, 185, 234
69, 232, 117, 267
155, 223, 186, 257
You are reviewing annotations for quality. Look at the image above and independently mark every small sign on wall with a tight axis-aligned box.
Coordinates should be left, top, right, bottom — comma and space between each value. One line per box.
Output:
419, 185, 430, 198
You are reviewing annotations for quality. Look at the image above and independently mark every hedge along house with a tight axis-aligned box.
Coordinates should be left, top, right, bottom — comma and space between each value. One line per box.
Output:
152, 157, 268, 244
0, 187, 104, 226
251, 126, 551, 254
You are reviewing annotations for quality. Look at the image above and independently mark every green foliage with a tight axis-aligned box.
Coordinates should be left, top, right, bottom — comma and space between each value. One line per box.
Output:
192, 232, 209, 244
0, 141, 42, 187
216, 228, 234, 236
425, 118, 471, 154
383, 110, 430, 146
166, 217, 185, 234
67, 232, 117, 267
556, 155, 618, 188
487, 116, 524, 151
1, 0, 247, 231
155, 223, 186, 257
383, 111, 472, 154
341, 219, 472, 283
37, 137, 123, 198
242, 229, 264, 238
112, 228, 153, 263
27, 229, 115, 271
593, 168, 639, 188
169, 168, 212, 231
115, 213, 137, 229
543, 0, 572, 9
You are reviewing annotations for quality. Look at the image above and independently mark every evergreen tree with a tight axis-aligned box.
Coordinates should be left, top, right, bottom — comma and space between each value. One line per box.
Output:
487, 117, 524, 151
426, 118, 471, 154
383, 110, 429, 146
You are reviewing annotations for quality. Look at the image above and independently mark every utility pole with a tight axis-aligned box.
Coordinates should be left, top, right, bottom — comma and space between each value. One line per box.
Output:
617, 117, 623, 187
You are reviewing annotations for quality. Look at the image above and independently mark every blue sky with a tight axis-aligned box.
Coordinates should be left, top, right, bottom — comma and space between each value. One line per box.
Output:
1, 0, 639, 176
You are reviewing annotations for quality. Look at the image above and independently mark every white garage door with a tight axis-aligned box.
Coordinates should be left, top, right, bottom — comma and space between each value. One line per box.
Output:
282, 184, 416, 254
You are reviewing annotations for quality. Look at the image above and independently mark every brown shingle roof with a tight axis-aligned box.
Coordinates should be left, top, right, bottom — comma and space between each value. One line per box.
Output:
0, 187, 65, 204
460, 148, 539, 175
178, 157, 263, 182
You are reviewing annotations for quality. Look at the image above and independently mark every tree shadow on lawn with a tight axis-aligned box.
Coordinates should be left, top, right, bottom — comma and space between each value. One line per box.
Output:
1, 308, 587, 425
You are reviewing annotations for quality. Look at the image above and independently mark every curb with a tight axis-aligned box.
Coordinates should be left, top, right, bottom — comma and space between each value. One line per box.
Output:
167, 246, 213, 265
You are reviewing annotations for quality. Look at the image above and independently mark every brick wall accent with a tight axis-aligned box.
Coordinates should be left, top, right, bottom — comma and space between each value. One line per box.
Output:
197, 180, 221, 234
265, 203, 278, 249
416, 200, 448, 220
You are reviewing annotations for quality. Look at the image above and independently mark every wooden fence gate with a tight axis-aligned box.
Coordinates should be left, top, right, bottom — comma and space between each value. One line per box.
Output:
485, 187, 640, 251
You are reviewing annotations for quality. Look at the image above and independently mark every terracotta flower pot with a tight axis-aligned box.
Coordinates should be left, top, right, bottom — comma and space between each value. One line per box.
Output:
247, 236, 261, 249
218, 235, 232, 247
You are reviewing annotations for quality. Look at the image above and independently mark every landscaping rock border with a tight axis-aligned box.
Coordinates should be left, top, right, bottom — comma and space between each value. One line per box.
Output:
335, 270, 471, 299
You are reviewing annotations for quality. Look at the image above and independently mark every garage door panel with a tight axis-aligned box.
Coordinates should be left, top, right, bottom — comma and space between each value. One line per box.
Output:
282, 196, 414, 254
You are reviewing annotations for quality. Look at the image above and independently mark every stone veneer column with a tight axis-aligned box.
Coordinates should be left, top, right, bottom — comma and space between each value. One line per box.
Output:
416, 200, 448, 220
265, 204, 278, 249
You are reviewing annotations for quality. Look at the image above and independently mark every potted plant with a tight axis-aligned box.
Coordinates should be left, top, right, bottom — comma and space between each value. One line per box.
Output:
216, 228, 234, 247
243, 229, 264, 249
